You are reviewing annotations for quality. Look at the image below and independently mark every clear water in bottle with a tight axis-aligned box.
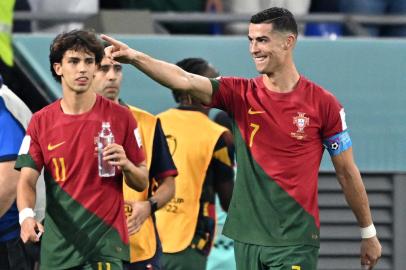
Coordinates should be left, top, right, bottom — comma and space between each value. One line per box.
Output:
98, 122, 115, 177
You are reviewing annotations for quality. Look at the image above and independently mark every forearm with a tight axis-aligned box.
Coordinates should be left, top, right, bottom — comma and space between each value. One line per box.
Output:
152, 177, 175, 209
339, 168, 383, 268
130, 51, 187, 89
129, 51, 213, 104
17, 168, 39, 211
123, 162, 148, 192
336, 167, 373, 227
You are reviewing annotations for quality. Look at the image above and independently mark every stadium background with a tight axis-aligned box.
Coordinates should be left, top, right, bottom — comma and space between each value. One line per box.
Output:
8, 31, 406, 270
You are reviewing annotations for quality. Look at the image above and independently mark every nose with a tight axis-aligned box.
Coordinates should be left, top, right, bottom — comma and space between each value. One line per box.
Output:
106, 68, 117, 81
249, 40, 259, 55
78, 61, 87, 73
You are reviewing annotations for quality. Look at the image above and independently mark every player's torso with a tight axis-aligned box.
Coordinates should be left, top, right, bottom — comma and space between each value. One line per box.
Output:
232, 77, 325, 173
36, 100, 127, 193
220, 77, 328, 246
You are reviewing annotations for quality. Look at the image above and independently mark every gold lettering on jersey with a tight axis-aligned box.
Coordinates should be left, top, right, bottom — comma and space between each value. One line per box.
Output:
124, 204, 132, 217
291, 112, 309, 140
52, 157, 66, 181
48, 141, 65, 151
165, 197, 184, 213
165, 135, 177, 156
249, 123, 260, 147
248, 107, 265, 115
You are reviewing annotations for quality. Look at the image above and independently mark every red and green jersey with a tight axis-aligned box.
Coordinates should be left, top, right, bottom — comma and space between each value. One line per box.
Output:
15, 95, 145, 268
210, 76, 346, 247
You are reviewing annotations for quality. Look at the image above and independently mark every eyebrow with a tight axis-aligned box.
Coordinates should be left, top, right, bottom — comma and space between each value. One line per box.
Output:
248, 35, 269, 40
100, 64, 121, 68
67, 56, 95, 61
67, 57, 80, 61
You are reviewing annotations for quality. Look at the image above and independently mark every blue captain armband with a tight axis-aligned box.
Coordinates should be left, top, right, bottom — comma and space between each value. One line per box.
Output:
323, 130, 352, 156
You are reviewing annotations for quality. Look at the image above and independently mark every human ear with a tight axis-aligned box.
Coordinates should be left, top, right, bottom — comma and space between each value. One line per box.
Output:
53, 62, 62, 76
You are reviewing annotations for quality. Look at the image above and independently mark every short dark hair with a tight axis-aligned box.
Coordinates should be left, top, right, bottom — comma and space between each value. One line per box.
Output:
172, 58, 218, 103
250, 7, 298, 37
49, 29, 104, 82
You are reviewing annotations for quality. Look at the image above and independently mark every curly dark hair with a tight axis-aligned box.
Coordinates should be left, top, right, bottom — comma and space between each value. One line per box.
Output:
250, 7, 298, 37
172, 58, 218, 103
49, 29, 104, 82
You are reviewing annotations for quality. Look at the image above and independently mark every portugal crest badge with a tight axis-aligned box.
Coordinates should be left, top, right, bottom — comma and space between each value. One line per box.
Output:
291, 112, 309, 140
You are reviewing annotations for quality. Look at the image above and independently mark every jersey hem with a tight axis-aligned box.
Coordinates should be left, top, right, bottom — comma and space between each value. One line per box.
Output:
0, 154, 17, 162
223, 231, 320, 248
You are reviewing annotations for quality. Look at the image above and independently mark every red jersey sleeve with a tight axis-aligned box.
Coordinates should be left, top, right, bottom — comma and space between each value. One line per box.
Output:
210, 76, 247, 116
321, 91, 347, 139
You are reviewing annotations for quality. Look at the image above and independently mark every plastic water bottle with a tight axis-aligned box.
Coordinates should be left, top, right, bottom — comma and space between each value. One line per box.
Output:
98, 122, 115, 177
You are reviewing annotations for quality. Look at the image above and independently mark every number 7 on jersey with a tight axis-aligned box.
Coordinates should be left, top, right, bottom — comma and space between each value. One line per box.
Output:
249, 123, 260, 147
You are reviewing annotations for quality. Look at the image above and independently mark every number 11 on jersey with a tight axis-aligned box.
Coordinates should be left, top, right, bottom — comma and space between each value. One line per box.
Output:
52, 157, 66, 182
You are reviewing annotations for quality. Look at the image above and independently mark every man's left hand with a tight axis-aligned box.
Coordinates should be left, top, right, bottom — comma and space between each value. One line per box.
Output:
361, 236, 382, 269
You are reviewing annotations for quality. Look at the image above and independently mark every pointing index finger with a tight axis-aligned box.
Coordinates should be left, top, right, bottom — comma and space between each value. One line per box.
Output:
100, 34, 123, 48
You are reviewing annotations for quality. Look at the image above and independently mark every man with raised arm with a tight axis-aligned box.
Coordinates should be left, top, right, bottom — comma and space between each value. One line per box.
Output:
100, 7, 381, 270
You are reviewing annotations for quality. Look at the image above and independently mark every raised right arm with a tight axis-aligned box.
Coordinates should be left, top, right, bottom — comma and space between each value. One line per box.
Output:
101, 34, 214, 104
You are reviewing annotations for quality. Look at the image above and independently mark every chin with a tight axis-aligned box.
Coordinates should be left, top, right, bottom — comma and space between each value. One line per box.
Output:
256, 67, 267, 74
74, 86, 90, 93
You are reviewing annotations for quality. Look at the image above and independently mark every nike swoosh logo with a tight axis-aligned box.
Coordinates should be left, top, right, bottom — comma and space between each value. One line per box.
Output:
48, 141, 65, 151
248, 107, 265, 115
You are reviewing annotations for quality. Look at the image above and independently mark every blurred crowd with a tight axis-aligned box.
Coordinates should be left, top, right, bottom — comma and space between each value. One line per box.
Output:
10, 0, 406, 37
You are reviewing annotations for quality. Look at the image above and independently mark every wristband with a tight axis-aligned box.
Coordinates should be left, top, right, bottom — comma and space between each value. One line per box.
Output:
360, 224, 376, 239
19, 208, 36, 225
148, 198, 158, 214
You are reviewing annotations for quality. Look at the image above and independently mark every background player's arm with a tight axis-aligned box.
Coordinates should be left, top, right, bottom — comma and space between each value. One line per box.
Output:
17, 167, 44, 243
331, 148, 382, 269
101, 34, 214, 104
153, 176, 175, 210
215, 178, 234, 212
0, 161, 19, 217
127, 176, 175, 235
213, 131, 235, 211
127, 120, 177, 235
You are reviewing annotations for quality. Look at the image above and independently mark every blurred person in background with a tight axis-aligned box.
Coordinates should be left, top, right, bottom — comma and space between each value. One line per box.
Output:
115, 0, 223, 34
27, 0, 98, 33
206, 109, 236, 270
155, 58, 234, 270
224, 0, 310, 34
0, 74, 33, 270
93, 52, 178, 270
339, 0, 406, 36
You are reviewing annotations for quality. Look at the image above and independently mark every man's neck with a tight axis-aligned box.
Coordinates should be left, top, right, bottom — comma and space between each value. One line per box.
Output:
60, 90, 97, 115
262, 62, 300, 93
